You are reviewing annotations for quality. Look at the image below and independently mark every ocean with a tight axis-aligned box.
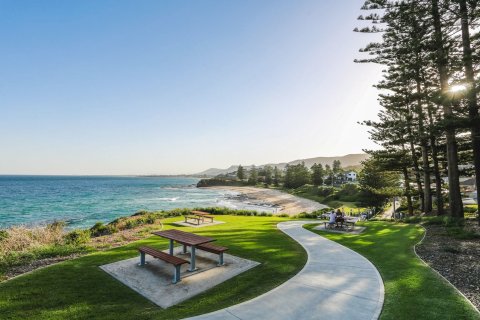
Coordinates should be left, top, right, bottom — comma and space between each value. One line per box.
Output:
0, 175, 267, 229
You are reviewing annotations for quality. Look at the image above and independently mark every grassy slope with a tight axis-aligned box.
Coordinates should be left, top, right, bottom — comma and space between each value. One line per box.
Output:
0, 216, 306, 320
288, 188, 367, 211
305, 221, 480, 320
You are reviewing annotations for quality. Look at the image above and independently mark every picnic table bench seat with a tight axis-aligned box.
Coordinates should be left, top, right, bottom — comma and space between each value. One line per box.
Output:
138, 246, 189, 283
345, 217, 359, 231
191, 211, 215, 223
197, 242, 228, 266
184, 215, 202, 225
322, 217, 359, 232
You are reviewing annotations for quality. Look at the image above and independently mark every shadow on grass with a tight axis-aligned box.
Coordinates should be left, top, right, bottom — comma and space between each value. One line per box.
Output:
0, 216, 306, 320
305, 221, 480, 320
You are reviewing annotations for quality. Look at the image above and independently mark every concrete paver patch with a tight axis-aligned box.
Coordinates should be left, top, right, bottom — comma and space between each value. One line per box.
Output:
172, 221, 226, 228
186, 221, 384, 320
100, 247, 259, 308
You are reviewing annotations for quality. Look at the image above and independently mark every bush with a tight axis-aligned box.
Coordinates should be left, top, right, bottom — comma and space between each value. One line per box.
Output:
296, 213, 318, 219
90, 222, 112, 237
132, 210, 150, 216
64, 229, 91, 245
124, 220, 139, 229
337, 184, 359, 197
0, 230, 8, 242
463, 206, 478, 213
145, 214, 157, 224
47, 221, 66, 231
316, 187, 335, 197
403, 216, 422, 224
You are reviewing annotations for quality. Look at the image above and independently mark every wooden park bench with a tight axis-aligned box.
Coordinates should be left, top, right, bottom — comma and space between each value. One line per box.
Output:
191, 211, 214, 223
138, 246, 189, 283
197, 242, 228, 266
184, 215, 202, 225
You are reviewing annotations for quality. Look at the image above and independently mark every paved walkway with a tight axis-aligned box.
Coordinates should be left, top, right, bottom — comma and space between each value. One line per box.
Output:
187, 221, 384, 320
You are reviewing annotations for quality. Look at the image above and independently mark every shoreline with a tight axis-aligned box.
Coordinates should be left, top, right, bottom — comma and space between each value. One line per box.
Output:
203, 186, 328, 215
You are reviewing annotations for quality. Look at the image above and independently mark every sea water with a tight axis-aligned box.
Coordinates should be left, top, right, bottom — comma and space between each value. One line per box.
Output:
0, 175, 267, 229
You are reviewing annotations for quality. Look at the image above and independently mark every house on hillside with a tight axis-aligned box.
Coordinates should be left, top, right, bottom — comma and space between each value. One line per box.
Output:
345, 171, 357, 182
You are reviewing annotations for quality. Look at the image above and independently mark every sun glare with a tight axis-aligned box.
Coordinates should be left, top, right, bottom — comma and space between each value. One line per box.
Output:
450, 84, 467, 93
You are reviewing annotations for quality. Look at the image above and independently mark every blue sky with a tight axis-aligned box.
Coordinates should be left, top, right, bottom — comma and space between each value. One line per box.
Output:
0, 0, 382, 175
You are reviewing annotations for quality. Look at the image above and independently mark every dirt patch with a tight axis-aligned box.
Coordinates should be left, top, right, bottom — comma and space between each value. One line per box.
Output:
4, 253, 83, 280
416, 220, 480, 310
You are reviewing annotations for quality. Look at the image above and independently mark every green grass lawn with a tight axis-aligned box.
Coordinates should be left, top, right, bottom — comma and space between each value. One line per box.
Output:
0, 216, 306, 320
305, 221, 480, 320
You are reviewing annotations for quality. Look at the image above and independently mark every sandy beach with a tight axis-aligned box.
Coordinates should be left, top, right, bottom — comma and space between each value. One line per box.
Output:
205, 186, 328, 215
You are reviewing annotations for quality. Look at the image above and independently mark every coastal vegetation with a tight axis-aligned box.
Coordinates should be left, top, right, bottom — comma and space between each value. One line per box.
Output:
305, 222, 480, 319
0, 215, 307, 320
198, 159, 398, 212
0, 207, 325, 281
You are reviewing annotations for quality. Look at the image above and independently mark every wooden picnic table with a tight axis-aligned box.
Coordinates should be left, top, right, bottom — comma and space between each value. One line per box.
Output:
152, 229, 214, 271
191, 210, 214, 223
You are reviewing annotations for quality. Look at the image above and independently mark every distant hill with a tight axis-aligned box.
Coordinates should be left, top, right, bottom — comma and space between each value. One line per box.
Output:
195, 154, 369, 177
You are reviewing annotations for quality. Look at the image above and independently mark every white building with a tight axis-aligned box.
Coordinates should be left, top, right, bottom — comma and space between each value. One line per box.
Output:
345, 171, 357, 182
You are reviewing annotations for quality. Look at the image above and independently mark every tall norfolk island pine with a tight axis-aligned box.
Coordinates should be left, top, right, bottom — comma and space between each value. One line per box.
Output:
457, 0, 480, 223
355, 0, 480, 218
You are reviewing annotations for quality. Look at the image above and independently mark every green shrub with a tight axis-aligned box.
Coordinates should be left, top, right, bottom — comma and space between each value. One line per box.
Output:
0, 230, 8, 242
463, 206, 478, 213
124, 220, 137, 229
316, 187, 335, 197
132, 210, 150, 216
403, 216, 422, 224
47, 221, 66, 231
145, 214, 156, 224
90, 222, 111, 237
65, 229, 91, 245
296, 213, 317, 219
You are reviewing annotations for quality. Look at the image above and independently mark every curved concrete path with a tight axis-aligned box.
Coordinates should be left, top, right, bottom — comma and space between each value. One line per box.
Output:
187, 221, 384, 320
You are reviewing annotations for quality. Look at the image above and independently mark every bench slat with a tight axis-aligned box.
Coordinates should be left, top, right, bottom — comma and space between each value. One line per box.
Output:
138, 246, 189, 266
197, 242, 228, 254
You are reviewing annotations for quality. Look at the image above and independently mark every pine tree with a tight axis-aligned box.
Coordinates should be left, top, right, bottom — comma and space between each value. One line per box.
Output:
248, 165, 258, 185
263, 165, 273, 185
273, 166, 282, 187
236, 165, 245, 181
311, 163, 324, 186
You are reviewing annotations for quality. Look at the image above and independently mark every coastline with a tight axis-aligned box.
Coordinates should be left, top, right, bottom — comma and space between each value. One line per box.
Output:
202, 186, 328, 215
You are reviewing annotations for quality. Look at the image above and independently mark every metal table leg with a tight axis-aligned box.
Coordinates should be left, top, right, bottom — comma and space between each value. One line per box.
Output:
169, 239, 174, 255
189, 246, 197, 271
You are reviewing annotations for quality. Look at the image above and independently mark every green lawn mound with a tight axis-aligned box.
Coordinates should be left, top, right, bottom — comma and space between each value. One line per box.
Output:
1, 217, 479, 320
0, 216, 306, 320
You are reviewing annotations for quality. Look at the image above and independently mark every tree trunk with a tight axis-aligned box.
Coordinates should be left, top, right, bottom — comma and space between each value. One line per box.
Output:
458, 0, 480, 223
416, 80, 433, 213
426, 102, 445, 215
403, 166, 414, 216
406, 113, 425, 211
429, 133, 445, 215
431, 0, 464, 218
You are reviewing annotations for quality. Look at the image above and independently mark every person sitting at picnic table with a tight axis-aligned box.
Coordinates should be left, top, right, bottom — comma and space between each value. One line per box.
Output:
328, 210, 336, 227
335, 209, 345, 227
